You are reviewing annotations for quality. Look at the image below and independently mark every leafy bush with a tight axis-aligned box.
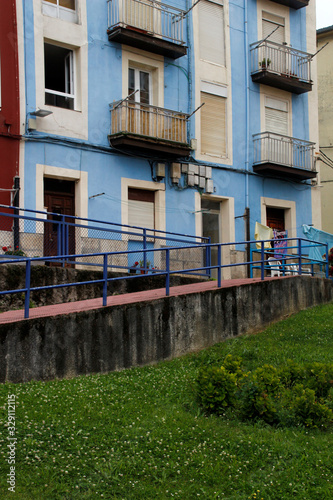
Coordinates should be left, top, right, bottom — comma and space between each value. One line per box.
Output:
197, 365, 238, 414
197, 356, 333, 429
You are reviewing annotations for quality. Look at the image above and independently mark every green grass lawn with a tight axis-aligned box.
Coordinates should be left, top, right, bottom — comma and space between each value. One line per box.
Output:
1, 303, 333, 499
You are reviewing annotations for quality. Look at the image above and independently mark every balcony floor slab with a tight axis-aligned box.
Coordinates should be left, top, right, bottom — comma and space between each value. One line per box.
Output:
107, 27, 187, 59
108, 133, 191, 158
253, 162, 317, 181
251, 71, 312, 94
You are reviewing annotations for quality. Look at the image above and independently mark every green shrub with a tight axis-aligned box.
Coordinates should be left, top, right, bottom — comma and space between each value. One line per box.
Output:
197, 365, 238, 414
196, 358, 333, 429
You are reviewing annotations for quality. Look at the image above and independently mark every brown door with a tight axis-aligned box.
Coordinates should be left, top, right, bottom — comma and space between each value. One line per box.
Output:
44, 179, 75, 260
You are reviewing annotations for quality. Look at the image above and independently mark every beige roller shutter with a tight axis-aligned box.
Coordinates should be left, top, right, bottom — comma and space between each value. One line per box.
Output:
265, 97, 288, 135
262, 11, 285, 44
199, 0, 225, 66
128, 189, 155, 231
201, 92, 226, 156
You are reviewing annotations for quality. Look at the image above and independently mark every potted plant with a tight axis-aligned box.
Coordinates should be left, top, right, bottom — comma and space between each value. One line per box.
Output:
2, 246, 26, 258
139, 260, 151, 274
260, 58, 271, 70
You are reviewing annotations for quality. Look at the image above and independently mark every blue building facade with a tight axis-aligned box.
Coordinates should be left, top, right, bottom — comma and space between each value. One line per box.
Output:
14, 0, 320, 274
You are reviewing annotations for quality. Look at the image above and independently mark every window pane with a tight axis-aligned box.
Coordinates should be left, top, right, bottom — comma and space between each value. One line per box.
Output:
45, 0, 57, 4
140, 71, 150, 104
128, 68, 135, 99
60, 0, 75, 10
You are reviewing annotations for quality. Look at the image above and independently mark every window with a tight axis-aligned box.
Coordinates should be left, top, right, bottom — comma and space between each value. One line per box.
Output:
44, 43, 75, 110
128, 188, 155, 230
262, 12, 285, 44
128, 67, 151, 105
265, 97, 288, 135
200, 82, 227, 157
42, 0, 77, 23
199, 0, 225, 66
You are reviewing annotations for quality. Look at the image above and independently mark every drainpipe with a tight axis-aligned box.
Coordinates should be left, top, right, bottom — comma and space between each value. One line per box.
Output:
244, 0, 251, 276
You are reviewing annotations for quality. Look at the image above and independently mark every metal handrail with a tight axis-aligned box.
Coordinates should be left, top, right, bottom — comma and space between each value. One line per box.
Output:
253, 131, 315, 171
250, 39, 312, 83
0, 237, 329, 319
107, 0, 186, 45
109, 100, 189, 144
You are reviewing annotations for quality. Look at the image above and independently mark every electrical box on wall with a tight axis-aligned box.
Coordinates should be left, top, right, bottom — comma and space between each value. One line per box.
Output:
156, 163, 165, 178
206, 179, 214, 193
171, 163, 181, 179
28, 118, 37, 131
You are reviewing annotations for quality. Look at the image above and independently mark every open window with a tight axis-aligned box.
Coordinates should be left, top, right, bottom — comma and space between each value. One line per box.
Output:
42, 0, 77, 23
44, 43, 75, 110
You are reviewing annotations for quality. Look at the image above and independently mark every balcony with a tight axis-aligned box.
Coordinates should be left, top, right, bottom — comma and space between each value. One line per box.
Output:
253, 132, 316, 181
108, 100, 191, 158
269, 0, 309, 9
250, 41, 312, 94
107, 0, 187, 59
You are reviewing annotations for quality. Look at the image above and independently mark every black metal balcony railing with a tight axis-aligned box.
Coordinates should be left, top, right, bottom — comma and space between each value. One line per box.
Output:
107, 0, 187, 59
253, 132, 316, 180
250, 40, 312, 94
270, 0, 309, 9
108, 100, 190, 157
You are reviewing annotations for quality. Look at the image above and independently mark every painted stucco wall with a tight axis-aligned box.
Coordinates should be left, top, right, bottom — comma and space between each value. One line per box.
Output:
317, 28, 333, 234
18, 0, 319, 249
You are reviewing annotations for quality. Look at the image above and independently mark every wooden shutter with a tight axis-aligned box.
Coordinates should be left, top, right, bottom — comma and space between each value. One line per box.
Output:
201, 92, 226, 156
128, 189, 154, 230
199, 0, 225, 66
265, 97, 288, 136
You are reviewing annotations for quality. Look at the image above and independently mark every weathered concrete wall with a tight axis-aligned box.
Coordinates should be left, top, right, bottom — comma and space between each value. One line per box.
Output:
1, 276, 332, 383
0, 264, 203, 312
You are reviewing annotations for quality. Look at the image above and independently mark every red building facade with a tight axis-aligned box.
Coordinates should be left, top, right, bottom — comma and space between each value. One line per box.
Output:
0, 0, 20, 207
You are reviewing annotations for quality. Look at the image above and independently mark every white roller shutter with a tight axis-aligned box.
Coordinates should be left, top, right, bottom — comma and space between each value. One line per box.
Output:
199, 0, 225, 66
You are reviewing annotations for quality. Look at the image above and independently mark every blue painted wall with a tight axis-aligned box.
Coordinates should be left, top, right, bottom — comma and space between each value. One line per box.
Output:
22, 0, 315, 243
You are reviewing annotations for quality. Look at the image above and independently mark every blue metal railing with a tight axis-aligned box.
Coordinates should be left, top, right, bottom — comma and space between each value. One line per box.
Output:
0, 237, 329, 319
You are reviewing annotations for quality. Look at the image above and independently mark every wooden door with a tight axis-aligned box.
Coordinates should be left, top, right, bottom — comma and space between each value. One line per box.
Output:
44, 179, 75, 260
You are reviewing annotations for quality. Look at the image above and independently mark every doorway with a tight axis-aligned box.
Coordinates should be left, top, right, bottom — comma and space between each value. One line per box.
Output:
43, 178, 76, 259
202, 198, 220, 278
266, 207, 285, 231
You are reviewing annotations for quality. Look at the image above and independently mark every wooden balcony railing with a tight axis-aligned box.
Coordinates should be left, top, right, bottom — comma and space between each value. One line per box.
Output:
108, 100, 190, 157
107, 0, 187, 58
253, 132, 316, 181
250, 40, 312, 94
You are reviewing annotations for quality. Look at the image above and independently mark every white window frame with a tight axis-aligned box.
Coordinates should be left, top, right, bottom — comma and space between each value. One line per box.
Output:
42, 0, 78, 23
128, 67, 152, 105
44, 43, 76, 111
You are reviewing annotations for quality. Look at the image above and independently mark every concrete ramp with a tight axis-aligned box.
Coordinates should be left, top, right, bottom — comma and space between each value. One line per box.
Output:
0, 276, 332, 383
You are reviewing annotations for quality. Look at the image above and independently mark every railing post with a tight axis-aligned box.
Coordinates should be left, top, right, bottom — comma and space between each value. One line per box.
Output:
24, 259, 31, 319
217, 244, 222, 288
261, 241, 265, 281
61, 215, 66, 267
325, 243, 329, 279
250, 247, 253, 278
165, 248, 170, 296
206, 237, 211, 278
143, 228, 147, 272
103, 254, 108, 307
298, 239, 302, 275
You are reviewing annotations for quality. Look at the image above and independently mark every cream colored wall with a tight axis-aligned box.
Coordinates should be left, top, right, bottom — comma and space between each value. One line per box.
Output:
317, 29, 333, 233
307, 1, 321, 229
192, 0, 233, 165
32, 0, 88, 140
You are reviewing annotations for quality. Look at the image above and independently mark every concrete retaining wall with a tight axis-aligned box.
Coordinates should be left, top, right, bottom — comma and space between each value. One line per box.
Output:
0, 276, 332, 383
